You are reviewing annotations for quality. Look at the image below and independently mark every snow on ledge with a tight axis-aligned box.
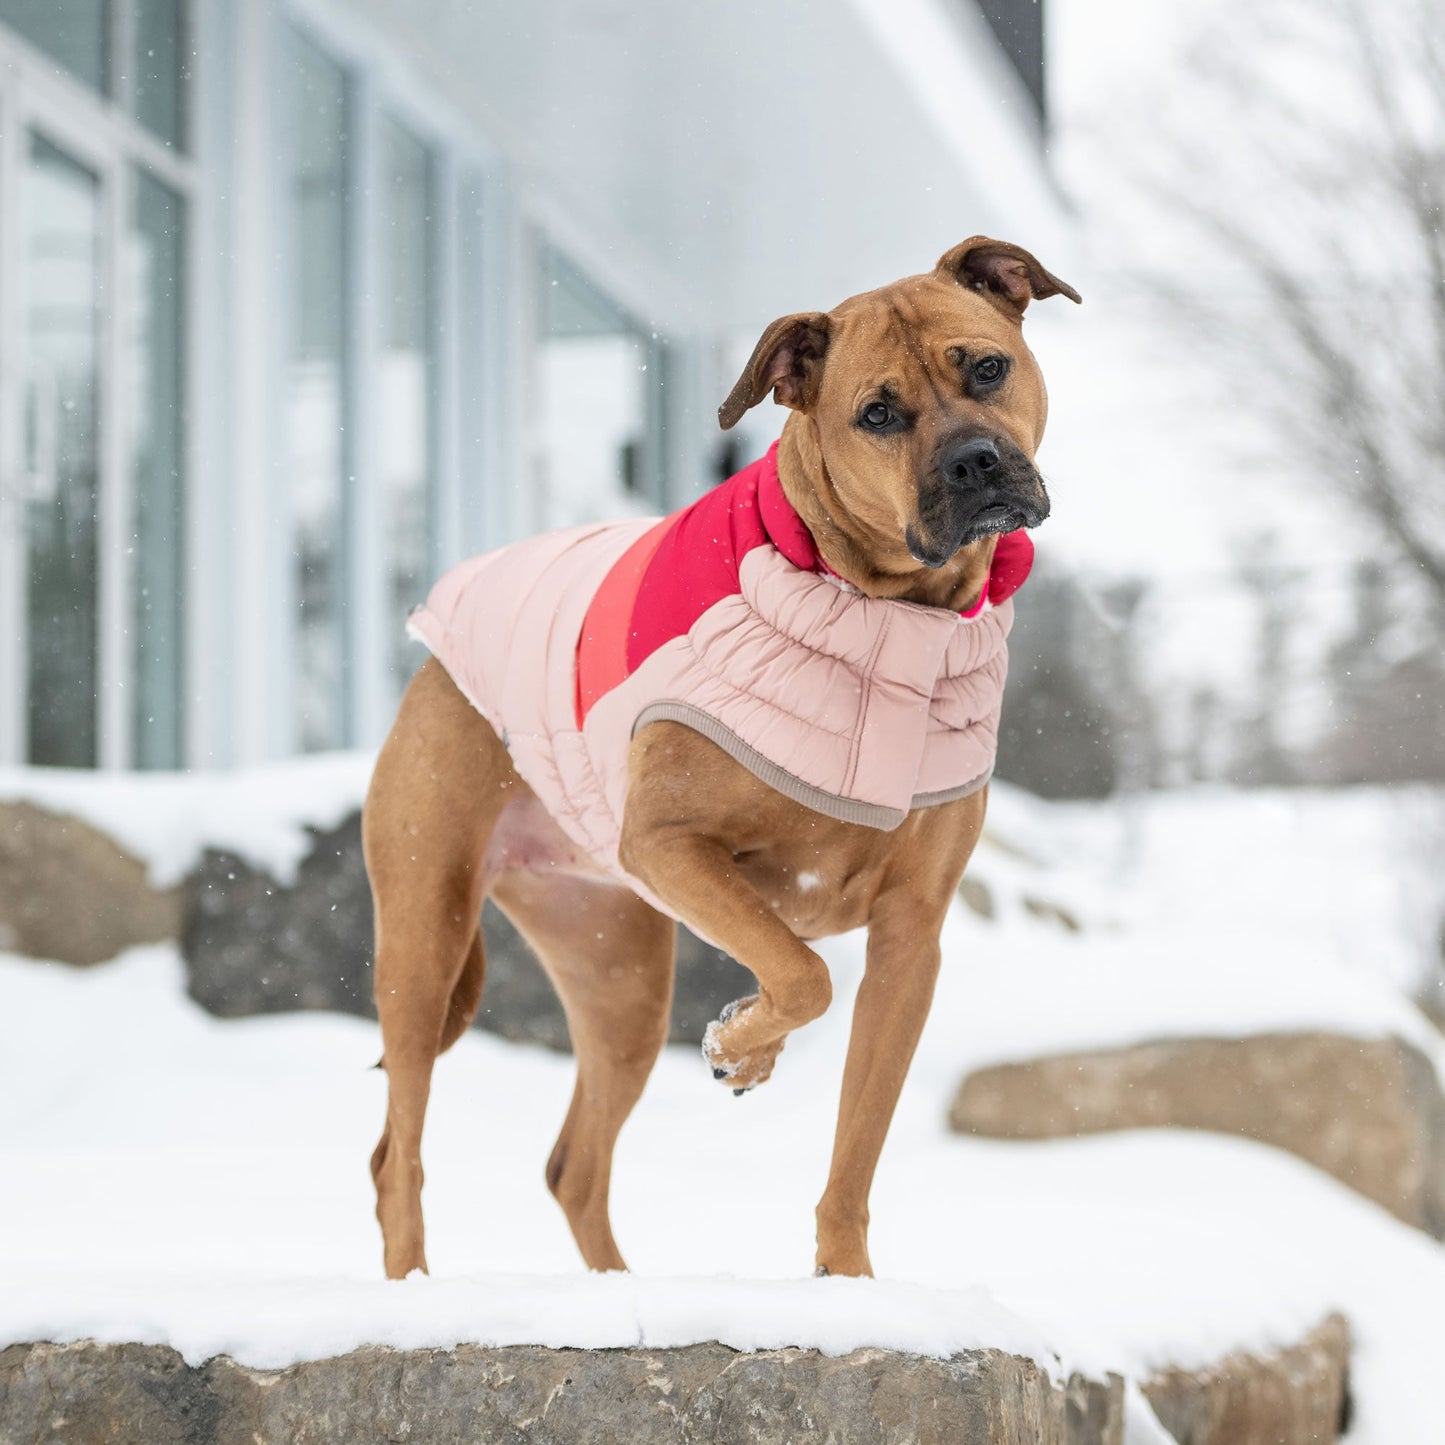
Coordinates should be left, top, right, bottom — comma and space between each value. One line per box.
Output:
921, 920, 1445, 1085
1, 945, 1438, 1437
0, 753, 375, 889
0, 1267, 1065, 1376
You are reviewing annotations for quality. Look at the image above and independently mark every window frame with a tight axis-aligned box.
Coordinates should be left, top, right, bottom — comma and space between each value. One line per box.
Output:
520, 192, 676, 521
533, 240, 669, 521
0, 8, 198, 769
275, 1, 503, 747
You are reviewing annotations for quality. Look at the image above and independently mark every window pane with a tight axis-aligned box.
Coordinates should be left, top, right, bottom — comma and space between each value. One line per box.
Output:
132, 0, 186, 149
284, 31, 350, 752
457, 172, 487, 552
128, 168, 186, 768
377, 116, 434, 707
24, 134, 102, 767
538, 248, 655, 526
0, 0, 110, 95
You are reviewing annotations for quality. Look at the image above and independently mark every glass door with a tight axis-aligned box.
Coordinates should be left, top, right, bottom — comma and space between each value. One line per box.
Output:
0, 19, 190, 771
20, 132, 105, 766
0, 85, 113, 768
0, 1, 194, 772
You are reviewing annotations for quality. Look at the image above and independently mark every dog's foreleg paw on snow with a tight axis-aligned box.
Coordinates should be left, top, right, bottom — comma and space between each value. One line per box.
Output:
701, 994, 787, 1091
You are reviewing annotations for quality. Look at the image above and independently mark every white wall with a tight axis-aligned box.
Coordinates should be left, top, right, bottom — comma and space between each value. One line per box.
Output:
200, 0, 1073, 767
319, 0, 1066, 334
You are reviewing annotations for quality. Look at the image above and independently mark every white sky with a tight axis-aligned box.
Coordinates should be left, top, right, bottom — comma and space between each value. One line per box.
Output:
1049, 0, 1227, 119
1023, 0, 1375, 595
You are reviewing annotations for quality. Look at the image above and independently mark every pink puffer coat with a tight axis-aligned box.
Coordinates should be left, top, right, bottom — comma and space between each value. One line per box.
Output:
407, 445, 1030, 906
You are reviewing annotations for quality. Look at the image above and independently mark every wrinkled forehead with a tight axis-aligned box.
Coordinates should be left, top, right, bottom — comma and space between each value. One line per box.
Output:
822, 274, 1023, 395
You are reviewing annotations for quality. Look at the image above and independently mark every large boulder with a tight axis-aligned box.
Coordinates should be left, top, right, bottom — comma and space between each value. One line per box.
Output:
1142, 1314, 1350, 1445
181, 808, 752, 1051
182, 812, 374, 1017
950, 1033, 1445, 1236
0, 1338, 1123, 1445
0, 801, 179, 966
0, 1317, 1350, 1445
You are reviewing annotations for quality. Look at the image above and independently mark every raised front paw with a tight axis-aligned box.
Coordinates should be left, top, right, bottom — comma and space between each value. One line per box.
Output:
701, 995, 786, 1093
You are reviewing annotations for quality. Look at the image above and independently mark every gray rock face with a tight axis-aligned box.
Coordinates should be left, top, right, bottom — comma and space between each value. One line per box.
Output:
181, 808, 753, 1051
0, 1339, 1123, 1445
950, 1032, 1445, 1237
0, 800, 179, 965
182, 813, 373, 1017
0, 1319, 1352, 1445
1143, 1315, 1350, 1445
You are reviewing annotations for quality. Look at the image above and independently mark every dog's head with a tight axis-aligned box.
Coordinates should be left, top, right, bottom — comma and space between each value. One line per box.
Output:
719, 237, 1080, 577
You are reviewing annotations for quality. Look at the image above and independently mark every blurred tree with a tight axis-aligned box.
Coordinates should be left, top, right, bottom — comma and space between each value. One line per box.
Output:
1229, 541, 1302, 787
1140, 0, 1445, 627
995, 569, 1159, 799
1323, 562, 1445, 783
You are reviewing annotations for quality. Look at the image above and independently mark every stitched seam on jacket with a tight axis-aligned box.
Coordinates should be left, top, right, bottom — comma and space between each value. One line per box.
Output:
842, 610, 898, 798
674, 632, 860, 742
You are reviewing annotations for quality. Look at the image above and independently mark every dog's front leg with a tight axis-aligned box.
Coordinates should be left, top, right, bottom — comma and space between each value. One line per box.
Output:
619, 821, 832, 1090
620, 734, 833, 1093
815, 793, 988, 1278
813, 886, 947, 1277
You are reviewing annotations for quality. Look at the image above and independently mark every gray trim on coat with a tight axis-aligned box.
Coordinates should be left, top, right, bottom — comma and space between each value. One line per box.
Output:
911, 771, 995, 809
633, 701, 992, 832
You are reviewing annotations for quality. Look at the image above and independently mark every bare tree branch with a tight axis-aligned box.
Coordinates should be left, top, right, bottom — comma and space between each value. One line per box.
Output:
1125, 0, 1445, 623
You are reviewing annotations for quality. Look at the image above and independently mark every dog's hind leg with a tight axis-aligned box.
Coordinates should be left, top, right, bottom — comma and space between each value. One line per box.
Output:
364, 658, 518, 1279
491, 872, 675, 1271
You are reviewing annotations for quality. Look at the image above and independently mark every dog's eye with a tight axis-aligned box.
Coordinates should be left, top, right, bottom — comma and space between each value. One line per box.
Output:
861, 402, 893, 430
972, 356, 1008, 387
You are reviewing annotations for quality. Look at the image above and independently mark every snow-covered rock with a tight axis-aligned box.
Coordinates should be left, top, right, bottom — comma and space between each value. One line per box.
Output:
950, 1034, 1445, 1237
0, 1321, 1350, 1445
0, 1338, 1123, 1445
0, 800, 178, 966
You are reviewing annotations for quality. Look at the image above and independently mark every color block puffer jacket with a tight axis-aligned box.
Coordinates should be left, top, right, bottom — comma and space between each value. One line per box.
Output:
408, 445, 1030, 911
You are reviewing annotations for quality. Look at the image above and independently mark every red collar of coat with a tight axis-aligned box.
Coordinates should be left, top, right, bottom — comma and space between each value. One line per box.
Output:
756, 442, 1034, 611
575, 443, 1034, 725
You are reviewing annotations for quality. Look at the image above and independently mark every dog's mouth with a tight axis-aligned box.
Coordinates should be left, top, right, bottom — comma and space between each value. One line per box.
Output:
963, 503, 1027, 541
907, 492, 1047, 569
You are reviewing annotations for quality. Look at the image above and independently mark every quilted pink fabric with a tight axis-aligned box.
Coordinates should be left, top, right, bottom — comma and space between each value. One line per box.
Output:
408, 451, 1019, 908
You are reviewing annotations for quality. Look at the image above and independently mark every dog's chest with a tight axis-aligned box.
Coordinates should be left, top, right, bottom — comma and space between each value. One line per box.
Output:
484, 789, 881, 938
727, 838, 880, 940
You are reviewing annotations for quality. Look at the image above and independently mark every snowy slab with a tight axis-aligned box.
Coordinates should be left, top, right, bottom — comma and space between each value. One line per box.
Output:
1, 1336, 1143, 1445
922, 781, 1445, 1083
0, 753, 374, 888
0, 1267, 1056, 1375
0, 944, 1440, 1441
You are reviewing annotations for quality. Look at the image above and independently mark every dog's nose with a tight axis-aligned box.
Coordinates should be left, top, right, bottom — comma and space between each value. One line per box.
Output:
943, 438, 1001, 488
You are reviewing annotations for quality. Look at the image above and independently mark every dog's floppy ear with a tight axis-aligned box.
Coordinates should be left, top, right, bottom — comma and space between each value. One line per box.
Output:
936, 237, 1081, 317
718, 312, 832, 430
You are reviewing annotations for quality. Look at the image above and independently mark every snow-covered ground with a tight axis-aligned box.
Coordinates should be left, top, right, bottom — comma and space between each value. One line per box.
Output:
2, 767, 1445, 1439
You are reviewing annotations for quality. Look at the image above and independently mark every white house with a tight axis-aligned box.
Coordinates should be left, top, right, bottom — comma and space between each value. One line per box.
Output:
0, 0, 1066, 772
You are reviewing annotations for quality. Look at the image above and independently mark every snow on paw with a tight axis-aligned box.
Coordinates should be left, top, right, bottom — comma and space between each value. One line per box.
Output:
701, 995, 753, 1073
701, 995, 786, 1091
701, 1017, 746, 1081
722, 1043, 782, 1092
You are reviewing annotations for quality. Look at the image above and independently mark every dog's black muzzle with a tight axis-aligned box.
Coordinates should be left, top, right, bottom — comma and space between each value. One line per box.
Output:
906, 435, 1050, 568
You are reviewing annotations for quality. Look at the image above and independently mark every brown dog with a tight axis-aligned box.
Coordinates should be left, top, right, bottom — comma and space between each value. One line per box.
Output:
364, 238, 1079, 1281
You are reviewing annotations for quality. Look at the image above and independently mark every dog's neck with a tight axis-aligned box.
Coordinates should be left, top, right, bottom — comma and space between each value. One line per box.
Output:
776, 421, 996, 613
